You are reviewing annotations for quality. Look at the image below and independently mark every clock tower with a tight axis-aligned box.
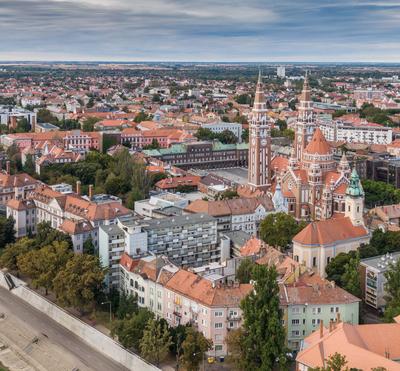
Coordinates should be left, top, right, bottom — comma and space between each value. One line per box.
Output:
294, 72, 315, 161
248, 71, 271, 191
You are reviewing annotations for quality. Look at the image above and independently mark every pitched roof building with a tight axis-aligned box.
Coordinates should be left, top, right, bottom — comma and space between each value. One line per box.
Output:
296, 316, 400, 370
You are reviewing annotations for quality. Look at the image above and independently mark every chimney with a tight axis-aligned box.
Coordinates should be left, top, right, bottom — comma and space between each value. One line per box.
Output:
319, 320, 324, 338
336, 312, 341, 323
89, 184, 93, 199
6, 160, 10, 175
76, 180, 81, 195
329, 320, 334, 332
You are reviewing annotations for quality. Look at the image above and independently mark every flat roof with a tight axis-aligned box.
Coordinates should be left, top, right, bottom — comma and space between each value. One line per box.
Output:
142, 213, 215, 230
360, 252, 400, 272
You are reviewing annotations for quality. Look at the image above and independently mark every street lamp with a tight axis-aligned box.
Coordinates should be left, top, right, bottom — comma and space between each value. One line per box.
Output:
101, 301, 112, 323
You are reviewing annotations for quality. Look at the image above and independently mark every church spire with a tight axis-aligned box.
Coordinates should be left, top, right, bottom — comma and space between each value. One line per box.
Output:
301, 71, 311, 102
253, 69, 265, 109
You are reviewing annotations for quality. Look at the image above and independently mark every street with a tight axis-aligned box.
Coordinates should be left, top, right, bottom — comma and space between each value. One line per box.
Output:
0, 287, 128, 371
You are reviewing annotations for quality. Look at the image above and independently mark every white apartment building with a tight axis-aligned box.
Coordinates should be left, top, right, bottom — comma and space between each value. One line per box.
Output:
201, 122, 243, 143
277, 66, 286, 78
360, 252, 400, 310
0, 106, 37, 130
318, 119, 392, 145
98, 213, 222, 288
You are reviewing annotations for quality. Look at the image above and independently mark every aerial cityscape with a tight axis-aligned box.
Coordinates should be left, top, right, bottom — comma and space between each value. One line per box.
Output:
1, 1, 400, 371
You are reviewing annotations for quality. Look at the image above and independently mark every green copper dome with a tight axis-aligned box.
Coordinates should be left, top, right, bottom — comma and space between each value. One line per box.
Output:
346, 168, 364, 197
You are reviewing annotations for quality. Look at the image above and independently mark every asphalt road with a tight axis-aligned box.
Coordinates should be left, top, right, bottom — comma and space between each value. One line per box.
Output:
0, 286, 128, 371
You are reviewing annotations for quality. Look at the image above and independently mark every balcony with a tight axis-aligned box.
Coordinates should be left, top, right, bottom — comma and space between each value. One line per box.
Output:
227, 314, 241, 321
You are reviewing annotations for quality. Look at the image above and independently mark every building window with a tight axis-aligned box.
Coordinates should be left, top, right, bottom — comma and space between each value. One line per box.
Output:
292, 319, 300, 325
312, 307, 321, 315
312, 257, 317, 267
214, 311, 223, 317
215, 345, 223, 351
214, 323, 223, 329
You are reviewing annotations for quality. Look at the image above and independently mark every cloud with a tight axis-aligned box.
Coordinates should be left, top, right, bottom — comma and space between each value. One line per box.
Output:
0, 0, 399, 61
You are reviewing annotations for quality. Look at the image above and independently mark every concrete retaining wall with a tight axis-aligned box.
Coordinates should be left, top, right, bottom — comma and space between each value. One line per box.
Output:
0, 271, 159, 371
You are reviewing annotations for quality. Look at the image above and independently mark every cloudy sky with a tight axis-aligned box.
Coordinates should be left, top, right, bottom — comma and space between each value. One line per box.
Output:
1, 0, 400, 62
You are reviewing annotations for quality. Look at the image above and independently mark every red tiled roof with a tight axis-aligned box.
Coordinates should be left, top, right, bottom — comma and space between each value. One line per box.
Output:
293, 217, 369, 246
304, 128, 332, 155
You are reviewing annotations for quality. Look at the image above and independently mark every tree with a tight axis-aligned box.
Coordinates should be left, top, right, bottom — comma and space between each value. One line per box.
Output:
276, 119, 287, 131
139, 318, 172, 366
16, 118, 31, 133
17, 241, 73, 295
134, 112, 151, 123
241, 128, 249, 143
234, 94, 252, 105
23, 154, 35, 175
195, 127, 215, 141
341, 252, 362, 298
309, 352, 349, 371
259, 212, 306, 249
240, 265, 287, 370
37, 109, 58, 124
218, 129, 238, 144
383, 258, 400, 322
34, 222, 72, 249
111, 308, 154, 350
0, 216, 15, 249
116, 292, 138, 320
225, 328, 247, 370
0, 238, 35, 271
362, 180, 400, 208
236, 258, 255, 284
325, 251, 357, 286
53, 254, 106, 313
143, 139, 161, 150
83, 236, 95, 255
82, 117, 100, 132
179, 327, 212, 371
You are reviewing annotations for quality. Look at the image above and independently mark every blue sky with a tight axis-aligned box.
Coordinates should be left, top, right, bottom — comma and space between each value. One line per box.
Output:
1, 0, 400, 62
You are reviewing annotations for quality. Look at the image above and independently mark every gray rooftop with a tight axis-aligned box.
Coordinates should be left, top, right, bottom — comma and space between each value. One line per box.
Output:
360, 252, 400, 272
99, 223, 124, 236
142, 213, 215, 230
222, 230, 252, 247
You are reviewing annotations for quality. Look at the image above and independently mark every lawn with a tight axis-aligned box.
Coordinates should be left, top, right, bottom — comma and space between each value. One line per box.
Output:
0, 361, 10, 371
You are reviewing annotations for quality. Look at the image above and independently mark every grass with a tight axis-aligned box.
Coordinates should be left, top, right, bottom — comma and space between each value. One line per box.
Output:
0, 362, 10, 371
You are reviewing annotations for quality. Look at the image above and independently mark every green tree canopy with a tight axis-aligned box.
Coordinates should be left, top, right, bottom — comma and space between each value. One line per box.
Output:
0, 237, 35, 271
383, 258, 400, 322
240, 265, 287, 370
309, 352, 349, 371
139, 318, 172, 366
362, 180, 400, 208
179, 327, 212, 371
0, 216, 15, 249
236, 258, 255, 284
341, 252, 362, 298
111, 308, 154, 350
53, 254, 106, 312
34, 221, 73, 249
259, 212, 307, 249
82, 117, 101, 132
17, 241, 73, 295
116, 292, 138, 320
